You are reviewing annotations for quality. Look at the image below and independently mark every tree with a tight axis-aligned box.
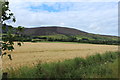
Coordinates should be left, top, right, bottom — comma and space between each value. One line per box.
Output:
0, 0, 24, 60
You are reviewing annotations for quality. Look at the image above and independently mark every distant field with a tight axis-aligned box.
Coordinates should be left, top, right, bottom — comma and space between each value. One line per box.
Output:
2, 42, 118, 69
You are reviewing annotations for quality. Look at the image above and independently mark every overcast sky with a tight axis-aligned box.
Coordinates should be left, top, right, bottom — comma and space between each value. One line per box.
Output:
8, 0, 118, 36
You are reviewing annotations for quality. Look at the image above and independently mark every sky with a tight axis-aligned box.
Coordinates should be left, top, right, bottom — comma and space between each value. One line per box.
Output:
7, 0, 118, 36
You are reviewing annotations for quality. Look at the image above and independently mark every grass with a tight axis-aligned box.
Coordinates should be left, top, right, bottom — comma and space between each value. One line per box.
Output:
6, 51, 119, 78
39, 34, 69, 39
38, 41, 81, 44
33, 41, 118, 46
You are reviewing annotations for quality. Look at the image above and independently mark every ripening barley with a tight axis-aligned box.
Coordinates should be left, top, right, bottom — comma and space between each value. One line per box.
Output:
2, 42, 118, 69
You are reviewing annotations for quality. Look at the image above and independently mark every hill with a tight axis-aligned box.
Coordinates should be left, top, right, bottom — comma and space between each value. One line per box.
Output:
22, 26, 88, 36
23, 26, 117, 39
2, 26, 119, 45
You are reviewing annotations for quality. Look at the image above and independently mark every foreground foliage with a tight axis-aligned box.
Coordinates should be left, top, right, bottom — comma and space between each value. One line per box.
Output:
7, 51, 119, 79
1, 1, 24, 60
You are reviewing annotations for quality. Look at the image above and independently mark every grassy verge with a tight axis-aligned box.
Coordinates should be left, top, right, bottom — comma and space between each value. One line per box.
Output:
31, 41, 115, 45
35, 41, 81, 44
6, 51, 119, 78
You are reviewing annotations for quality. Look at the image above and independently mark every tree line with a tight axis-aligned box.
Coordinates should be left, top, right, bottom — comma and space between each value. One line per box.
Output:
8, 35, 119, 45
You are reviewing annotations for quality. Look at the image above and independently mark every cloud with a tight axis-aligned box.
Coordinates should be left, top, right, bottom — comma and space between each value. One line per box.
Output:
88, 23, 101, 31
7, 1, 118, 36
8, 0, 118, 2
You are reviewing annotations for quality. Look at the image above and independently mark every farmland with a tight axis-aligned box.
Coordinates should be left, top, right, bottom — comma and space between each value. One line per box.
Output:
7, 51, 119, 78
2, 42, 118, 70
1, 1, 119, 79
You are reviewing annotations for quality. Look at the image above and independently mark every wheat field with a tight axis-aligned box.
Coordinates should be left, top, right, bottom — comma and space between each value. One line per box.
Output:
2, 42, 118, 69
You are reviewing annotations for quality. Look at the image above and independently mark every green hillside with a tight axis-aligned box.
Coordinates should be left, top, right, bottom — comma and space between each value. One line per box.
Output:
2, 26, 119, 45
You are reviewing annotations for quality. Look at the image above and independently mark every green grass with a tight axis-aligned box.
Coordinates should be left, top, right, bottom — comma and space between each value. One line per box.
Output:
32, 41, 116, 46
38, 41, 81, 44
6, 51, 119, 79
41, 34, 69, 38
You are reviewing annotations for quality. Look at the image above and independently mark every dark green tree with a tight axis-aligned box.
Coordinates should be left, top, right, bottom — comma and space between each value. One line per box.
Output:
0, 0, 24, 60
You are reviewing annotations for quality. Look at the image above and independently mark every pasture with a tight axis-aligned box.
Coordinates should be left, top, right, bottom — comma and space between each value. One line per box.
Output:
2, 42, 118, 69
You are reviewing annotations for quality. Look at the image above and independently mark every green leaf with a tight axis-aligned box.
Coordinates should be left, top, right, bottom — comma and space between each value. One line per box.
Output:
13, 17, 16, 22
9, 13, 13, 16
8, 54, 12, 60
17, 43, 21, 46
5, 2, 9, 5
7, 46, 14, 51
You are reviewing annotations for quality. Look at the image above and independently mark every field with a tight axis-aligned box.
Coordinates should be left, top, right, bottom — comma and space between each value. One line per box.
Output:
2, 42, 118, 69
7, 51, 119, 78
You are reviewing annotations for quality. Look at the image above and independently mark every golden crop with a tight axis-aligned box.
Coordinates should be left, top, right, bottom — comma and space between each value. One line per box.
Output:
2, 42, 118, 69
